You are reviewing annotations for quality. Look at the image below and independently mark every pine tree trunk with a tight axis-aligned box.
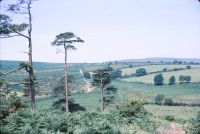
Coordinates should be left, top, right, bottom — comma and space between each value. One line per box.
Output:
101, 77, 104, 111
64, 47, 69, 112
28, 1, 35, 111
101, 87, 104, 111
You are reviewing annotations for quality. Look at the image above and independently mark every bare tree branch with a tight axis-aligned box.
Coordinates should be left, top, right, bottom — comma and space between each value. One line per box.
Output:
8, 26, 29, 39
0, 66, 25, 76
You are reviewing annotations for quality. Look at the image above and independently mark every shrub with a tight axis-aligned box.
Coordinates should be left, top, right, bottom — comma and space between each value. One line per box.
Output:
185, 76, 191, 83
155, 94, 165, 105
164, 98, 174, 106
111, 69, 122, 79
191, 111, 200, 134
52, 98, 85, 112
0, 93, 28, 125
118, 100, 149, 118
83, 72, 91, 79
165, 115, 175, 121
179, 75, 191, 84
174, 68, 184, 71
186, 65, 191, 69
179, 75, 185, 82
135, 68, 147, 76
169, 76, 175, 85
154, 74, 164, 86
163, 68, 167, 72
129, 65, 133, 68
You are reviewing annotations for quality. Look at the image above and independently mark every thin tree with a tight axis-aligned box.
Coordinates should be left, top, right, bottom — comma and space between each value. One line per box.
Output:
0, 0, 36, 111
92, 67, 114, 111
51, 32, 84, 112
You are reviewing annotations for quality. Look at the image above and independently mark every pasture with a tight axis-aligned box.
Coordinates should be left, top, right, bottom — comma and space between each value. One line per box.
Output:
122, 68, 200, 84
120, 64, 200, 76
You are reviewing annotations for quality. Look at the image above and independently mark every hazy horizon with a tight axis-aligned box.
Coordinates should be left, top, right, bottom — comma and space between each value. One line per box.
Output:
1, 0, 200, 63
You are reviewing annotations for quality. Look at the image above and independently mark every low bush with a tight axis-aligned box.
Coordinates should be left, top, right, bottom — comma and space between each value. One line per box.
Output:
155, 94, 165, 105
52, 98, 86, 112
0, 93, 28, 125
83, 72, 91, 79
191, 111, 200, 134
165, 115, 175, 121
164, 98, 174, 106
135, 68, 147, 76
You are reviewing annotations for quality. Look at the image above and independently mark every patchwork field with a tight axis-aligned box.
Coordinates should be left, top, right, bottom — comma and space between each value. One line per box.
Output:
120, 64, 200, 76
122, 68, 200, 84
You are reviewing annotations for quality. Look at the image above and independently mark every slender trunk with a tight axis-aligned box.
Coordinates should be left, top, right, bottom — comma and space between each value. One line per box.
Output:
101, 77, 104, 111
64, 47, 69, 112
28, 1, 35, 111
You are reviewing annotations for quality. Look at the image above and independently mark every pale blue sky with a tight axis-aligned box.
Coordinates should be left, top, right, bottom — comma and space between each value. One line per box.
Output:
0, 0, 200, 63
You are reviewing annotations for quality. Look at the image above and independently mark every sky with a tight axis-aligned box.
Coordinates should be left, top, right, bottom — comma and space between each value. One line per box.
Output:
0, 0, 200, 63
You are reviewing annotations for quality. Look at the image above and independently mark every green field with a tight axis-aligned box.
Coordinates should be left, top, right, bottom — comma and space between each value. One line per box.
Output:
120, 64, 200, 76
112, 80, 200, 103
122, 68, 200, 84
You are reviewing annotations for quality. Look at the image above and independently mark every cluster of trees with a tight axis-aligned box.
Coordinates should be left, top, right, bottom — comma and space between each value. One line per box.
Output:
111, 69, 122, 79
179, 75, 191, 84
154, 74, 192, 86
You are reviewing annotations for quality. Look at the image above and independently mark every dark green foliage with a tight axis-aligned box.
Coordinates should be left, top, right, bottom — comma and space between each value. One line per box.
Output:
52, 75, 73, 96
111, 69, 122, 79
92, 67, 112, 87
129, 65, 133, 68
115, 100, 155, 131
164, 98, 174, 106
163, 68, 167, 72
0, 80, 11, 100
186, 65, 191, 69
117, 100, 149, 118
1, 100, 156, 133
179, 75, 191, 84
0, 93, 28, 125
173, 60, 182, 64
92, 67, 118, 111
52, 98, 85, 112
83, 71, 91, 79
103, 86, 118, 108
135, 68, 147, 76
165, 115, 175, 121
173, 68, 184, 71
169, 76, 175, 85
185, 76, 191, 82
179, 75, 185, 82
154, 74, 164, 86
0, 14, 28, 38
51, 32, 84, 48
191, 111, 200, 134
22, 75, 39, 97
155, 94, 165, 105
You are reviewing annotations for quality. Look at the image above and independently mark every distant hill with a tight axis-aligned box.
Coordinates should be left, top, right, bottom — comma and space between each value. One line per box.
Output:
118, 58, 200, 63
0, 60, 63, 72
